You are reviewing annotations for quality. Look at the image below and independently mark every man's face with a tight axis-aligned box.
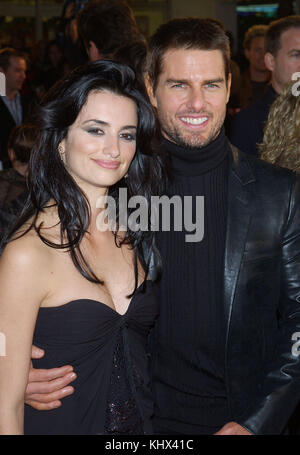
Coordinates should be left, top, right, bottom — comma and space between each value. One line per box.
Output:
3, 56, 27, 93
245, 36, 267, 72
265, 27, 300, 93
148, 48, 231, 149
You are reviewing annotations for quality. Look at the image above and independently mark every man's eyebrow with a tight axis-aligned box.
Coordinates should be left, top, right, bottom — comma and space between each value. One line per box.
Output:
165, 78, 225, 85
202, 78, 225, 85
82, 119, 137, 129
165, 78, 190, 85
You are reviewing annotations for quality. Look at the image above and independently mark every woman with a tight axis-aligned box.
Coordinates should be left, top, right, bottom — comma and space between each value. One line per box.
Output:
0, 60, 164, 435
259, 81, 300, 172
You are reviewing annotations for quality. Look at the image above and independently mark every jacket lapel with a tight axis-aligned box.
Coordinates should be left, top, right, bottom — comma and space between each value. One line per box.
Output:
0, 97, 17, 126
223, 145, 256, 338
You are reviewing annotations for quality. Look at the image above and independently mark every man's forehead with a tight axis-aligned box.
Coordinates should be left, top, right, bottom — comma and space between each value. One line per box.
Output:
250, 36, 265, 49
9, 56, 26, 68
280, 27, 300, 50
160, 48, 225, 79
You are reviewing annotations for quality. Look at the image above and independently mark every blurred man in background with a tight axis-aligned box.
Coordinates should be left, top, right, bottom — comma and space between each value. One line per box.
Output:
229, 15, 300, 156
0, 48, 28, 169
239, 25, 270, 108
77, 0, 142, 62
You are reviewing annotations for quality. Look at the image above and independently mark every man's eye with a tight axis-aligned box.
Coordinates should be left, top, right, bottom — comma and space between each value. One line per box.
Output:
172, 83, 186, 89
206, 83, 218, 89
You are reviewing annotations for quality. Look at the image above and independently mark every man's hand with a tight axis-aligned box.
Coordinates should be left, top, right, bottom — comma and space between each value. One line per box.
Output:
214, 422, 252, 435
25, 345, 76, 410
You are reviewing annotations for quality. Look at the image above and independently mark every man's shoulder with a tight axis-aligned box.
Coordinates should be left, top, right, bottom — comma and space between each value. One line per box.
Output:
232, 86, 274, 122
232, 97, 267, 124
0, 96, 9, 112
233, 146, 300, 187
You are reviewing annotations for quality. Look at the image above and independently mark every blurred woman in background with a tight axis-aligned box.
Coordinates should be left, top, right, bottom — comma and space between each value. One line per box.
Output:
259, 81, 300, 172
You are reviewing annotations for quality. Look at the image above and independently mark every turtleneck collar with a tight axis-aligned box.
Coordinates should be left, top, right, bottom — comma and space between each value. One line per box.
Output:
161, 127, 230, 177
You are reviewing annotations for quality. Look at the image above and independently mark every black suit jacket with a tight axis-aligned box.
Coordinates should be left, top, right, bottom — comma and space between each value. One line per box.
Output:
224, 146, 300, 434
0, 95, 28, 167
228, 85, 278, 156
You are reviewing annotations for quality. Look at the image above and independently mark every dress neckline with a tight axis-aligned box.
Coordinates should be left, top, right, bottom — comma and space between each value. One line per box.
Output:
38, 280, 151, 317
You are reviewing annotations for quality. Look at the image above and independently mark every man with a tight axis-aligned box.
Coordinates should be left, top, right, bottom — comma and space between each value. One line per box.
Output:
76, 0, 147, 85
229, 15, 300, 156
239, 25, 270, 108
0, 48, 27, 169
25, 18, 300, 435
77, 0, 142, 62
0, 123, 36, 242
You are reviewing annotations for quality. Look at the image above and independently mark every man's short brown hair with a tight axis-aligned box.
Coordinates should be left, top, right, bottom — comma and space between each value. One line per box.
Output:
266, 15, 300, 56
0, 48, 26, 71
147, 18, 231, 92
8, 124, 37, 164
77, 0, 140, 58
243, 25, 268, 50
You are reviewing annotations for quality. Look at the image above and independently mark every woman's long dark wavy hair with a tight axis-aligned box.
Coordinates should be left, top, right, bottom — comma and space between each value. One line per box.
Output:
4, 60, 165, 294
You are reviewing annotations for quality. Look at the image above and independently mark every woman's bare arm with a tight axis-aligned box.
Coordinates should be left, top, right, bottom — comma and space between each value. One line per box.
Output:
0, 238, 49, 434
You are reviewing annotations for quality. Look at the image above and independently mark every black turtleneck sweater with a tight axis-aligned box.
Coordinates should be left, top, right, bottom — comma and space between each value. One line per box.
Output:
151, 129, 230, 434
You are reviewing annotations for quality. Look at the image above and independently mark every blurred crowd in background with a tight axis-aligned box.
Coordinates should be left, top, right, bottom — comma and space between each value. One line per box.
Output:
0, 0, 299, 248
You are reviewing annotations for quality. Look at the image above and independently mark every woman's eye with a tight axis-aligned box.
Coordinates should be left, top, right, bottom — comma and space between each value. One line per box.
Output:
87, 128, 104, 135
120, 133, 136, 141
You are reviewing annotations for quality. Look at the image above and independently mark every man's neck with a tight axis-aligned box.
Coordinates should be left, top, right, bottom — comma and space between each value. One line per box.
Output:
249, 66, 269, 83
13, 161, 27, 177
5, 89, 18, 101
270, 77, 282, 95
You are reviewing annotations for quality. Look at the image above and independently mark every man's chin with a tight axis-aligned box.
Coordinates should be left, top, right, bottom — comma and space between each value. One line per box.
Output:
165, 126, 223, 150
169, 132, 212, 150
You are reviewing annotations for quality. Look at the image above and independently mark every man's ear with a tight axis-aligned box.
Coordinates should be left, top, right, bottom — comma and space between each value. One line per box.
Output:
88, 41, 102, 62
244, 47, 250, 61
226, 73, 232, 103
264, 52, 275, 72
7, 148, 15, 163
144, 74, 157, 108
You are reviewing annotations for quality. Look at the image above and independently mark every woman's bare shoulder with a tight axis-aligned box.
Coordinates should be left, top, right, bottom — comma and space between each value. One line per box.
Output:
2, 203, 62, 265
0, 225, 54, 274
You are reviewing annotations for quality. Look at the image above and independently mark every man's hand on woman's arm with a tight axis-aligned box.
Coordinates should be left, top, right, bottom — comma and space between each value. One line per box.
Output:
25, 345, 76, 411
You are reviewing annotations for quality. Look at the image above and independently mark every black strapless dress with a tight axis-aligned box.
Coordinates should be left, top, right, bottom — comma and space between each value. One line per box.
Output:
24, 280, 158, 435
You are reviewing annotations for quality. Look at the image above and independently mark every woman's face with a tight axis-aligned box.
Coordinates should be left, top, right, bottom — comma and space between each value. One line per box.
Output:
60, 90, 138, 194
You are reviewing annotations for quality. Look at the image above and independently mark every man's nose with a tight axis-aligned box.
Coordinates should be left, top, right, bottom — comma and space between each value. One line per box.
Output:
102, 136, 121, 158
186, 87, 205, 111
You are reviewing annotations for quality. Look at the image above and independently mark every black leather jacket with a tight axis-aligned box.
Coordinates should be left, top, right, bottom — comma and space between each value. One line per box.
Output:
225, 146, 300, 434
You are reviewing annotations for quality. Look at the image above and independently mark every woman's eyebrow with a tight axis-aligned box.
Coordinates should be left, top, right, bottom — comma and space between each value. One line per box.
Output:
82, 119, 108, 126
82, 119, 137, 130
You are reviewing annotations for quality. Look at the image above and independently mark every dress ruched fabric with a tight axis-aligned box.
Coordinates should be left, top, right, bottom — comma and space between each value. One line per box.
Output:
24, 280, 158, 435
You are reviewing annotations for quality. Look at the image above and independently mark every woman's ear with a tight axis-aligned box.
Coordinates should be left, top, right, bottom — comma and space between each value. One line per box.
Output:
58, 142, 66, 164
